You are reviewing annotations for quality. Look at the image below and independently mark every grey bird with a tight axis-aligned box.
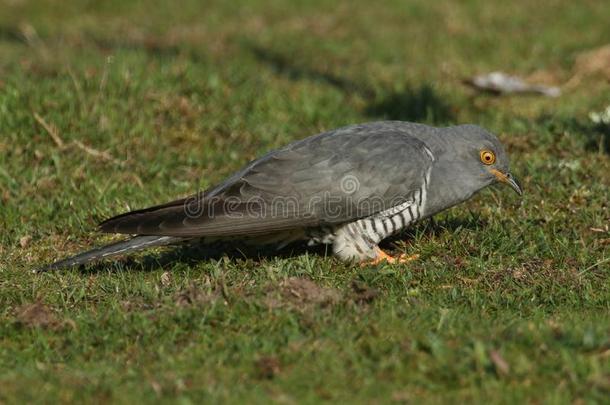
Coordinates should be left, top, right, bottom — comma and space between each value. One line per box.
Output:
37, 121, 522, 272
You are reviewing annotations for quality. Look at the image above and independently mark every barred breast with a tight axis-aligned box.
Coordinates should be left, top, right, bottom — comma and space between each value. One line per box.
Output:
307, 167, 431, 261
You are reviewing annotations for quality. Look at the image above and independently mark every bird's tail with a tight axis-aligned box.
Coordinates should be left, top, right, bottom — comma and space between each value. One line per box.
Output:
34, 235, 182, 273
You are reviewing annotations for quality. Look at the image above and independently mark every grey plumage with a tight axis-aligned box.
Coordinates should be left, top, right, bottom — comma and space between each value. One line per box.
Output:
37, 121, 521, 272
37, 235, 181, 272
99, 122, 434, 236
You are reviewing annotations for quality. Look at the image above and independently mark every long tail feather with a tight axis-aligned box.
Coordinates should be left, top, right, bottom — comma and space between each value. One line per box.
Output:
34, 235, 182, 273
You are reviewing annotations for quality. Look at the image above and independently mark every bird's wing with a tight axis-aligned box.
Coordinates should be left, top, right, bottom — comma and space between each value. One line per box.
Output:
99, 123, 435, 237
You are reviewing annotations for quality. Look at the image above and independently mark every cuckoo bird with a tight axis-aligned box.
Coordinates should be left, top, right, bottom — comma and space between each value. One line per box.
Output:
37, 121, 522, 272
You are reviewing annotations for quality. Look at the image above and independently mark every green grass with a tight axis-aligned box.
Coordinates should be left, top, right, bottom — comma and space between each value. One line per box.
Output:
1, 0, 609, 403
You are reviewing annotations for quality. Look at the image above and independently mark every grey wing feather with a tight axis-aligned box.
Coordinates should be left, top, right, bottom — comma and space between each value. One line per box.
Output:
35, 235, 181, 272
99, 122, 435, 237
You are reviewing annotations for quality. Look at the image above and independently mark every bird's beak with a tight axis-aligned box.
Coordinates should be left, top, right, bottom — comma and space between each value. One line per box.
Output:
490, 169, 523, 196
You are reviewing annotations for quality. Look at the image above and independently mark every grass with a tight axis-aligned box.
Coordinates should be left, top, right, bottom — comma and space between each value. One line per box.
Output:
1, 0, 609, 403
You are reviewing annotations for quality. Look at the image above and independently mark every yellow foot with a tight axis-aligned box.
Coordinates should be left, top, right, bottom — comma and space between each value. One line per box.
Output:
360, 247, 420, 266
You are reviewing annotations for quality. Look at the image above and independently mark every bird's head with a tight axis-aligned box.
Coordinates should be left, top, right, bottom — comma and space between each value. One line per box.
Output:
447, 124, 522, 196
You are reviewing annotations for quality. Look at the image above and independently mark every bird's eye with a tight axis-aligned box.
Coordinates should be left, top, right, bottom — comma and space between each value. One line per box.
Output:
480, 150, 496, 165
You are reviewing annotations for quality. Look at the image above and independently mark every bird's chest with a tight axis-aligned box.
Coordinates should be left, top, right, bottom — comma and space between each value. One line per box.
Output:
307, 198, 424, 246
357, 199, 424, 242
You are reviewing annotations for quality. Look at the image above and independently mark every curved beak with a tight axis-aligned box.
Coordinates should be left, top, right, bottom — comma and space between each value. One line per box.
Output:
490, 169, 523, 196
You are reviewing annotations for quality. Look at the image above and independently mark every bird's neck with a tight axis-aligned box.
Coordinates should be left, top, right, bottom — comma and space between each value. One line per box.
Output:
422, 161, 481, 219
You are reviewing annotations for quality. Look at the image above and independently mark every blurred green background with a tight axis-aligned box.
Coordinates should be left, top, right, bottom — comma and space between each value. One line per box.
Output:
0, 0, 609, 403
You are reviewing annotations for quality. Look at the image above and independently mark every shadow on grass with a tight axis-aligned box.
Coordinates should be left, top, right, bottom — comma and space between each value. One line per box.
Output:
364, 86, 454, 123
247, 44, 454, 124
82, 240, 330, 274
0, 25, 27, 44
87, 36, 189, 59
80, 215, 484, 274
248, 44, 373, 97
537, 114, 610, 154
0, 23, 198, 60
578, 124, 609, 154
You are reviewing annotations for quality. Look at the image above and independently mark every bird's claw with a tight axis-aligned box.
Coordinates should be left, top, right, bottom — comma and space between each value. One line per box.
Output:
360, 248, 420, 266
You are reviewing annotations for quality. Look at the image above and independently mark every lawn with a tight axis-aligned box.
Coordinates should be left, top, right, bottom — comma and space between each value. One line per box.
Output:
1, 0, 609, 403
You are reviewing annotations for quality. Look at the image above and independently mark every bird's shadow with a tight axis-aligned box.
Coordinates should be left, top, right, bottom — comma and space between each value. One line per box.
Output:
82, 240, 331, 274
246, 43, 454, 124
81, 216, 484, 274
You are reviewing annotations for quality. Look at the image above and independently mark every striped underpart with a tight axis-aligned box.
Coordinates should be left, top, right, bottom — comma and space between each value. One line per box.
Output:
324, 146, 435, 260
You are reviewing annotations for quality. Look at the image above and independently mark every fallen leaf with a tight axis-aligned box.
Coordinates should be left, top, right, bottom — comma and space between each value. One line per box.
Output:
465, 71, 560, 97
19, 235, 32, 248
490, 350, 510, 376
150, 380, 162, 396
160, 271, 172, 287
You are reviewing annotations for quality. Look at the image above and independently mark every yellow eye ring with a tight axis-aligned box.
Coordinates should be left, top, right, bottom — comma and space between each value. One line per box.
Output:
480, 150, 496, 165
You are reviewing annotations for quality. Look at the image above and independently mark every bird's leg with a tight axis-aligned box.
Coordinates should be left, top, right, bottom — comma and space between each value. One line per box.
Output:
361, 246, 420, 266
